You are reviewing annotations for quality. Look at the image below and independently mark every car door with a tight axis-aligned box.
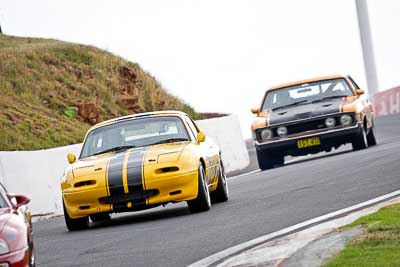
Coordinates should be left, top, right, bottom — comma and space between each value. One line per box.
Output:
201, 134, 220, 185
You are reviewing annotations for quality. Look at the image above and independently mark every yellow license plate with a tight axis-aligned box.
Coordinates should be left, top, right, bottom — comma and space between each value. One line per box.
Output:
297, 137, 321, 149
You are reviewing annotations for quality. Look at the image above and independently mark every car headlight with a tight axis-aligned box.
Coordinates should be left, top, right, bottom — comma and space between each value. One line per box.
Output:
0, 239, 9, 255
276, 126, 288, 136
324, 117, 336, 128
340, 114, 352, 126
260, 129, 273, 140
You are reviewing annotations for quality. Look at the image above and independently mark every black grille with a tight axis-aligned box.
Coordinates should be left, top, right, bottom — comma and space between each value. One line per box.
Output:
278, 114, 355, 135
256, 113, 355, 141
99, 189, 159, 205
286, 118, 327, 135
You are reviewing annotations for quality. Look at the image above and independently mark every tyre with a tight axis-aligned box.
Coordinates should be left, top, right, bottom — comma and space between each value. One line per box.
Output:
367, 124, 377, 147
90, 213, 111, 223
187, 164, 211, 213
256, 147, 284, 170
63, 201, 89, 231
352, 125, 368, 151
29, 244, 35, 267
256, 147, 273, 170
211, 161, 229, 203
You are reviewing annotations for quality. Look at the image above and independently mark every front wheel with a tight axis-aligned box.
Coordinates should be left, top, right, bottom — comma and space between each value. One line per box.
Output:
256, 147, 284, 170
367, 124, 377, 147
63, 201, 89, 231
211, 161, 229, 203
352, 126, 368, 151
256, 148, 273, 170
187, 164, 211, 213
29, 244, 35, 267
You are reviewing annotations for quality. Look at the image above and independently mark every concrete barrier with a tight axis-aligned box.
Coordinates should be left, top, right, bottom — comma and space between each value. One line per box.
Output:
196, 115, 250, 173
0, 144, 82, 215
374, 87, 400, 117
0, 115, 249, 215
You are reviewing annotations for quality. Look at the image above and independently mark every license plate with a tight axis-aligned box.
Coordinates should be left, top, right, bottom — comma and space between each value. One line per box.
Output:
297, 137, 321, 149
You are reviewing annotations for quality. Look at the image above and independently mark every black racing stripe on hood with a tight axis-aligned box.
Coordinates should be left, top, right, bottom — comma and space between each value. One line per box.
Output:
107, 152, 125, 197
268, 99, 343, 126
126, 147, 146, 205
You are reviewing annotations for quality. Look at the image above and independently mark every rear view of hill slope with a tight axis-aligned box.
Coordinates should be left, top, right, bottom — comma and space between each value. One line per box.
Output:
0, 35, 201, 150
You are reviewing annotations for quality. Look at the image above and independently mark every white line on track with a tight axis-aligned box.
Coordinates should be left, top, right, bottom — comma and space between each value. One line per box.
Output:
228, 169, 260, 180
188, 189, 400, 267
285, 156, 308, 164
227, 155, 312, 181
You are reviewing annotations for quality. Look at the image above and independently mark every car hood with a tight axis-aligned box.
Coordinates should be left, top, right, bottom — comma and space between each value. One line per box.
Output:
72, 142, 190, 178
267, 97, 355, 126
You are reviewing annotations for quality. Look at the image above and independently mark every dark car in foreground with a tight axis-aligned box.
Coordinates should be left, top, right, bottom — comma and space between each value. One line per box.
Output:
0, 183, 34, 267
251, 75, 377, 170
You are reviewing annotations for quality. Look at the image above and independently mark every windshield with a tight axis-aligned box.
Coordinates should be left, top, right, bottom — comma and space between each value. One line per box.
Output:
261, 78, 354, 111
0, 184, 10, 209
80, 116, 190, 158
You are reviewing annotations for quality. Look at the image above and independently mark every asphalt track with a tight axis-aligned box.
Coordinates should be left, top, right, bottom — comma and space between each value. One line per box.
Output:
33, 114, 400, 267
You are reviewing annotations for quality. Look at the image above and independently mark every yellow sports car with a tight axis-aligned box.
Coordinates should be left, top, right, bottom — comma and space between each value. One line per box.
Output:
61, 111, 229, 231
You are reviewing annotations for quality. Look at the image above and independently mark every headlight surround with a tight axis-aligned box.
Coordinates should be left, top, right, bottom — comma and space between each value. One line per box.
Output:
276, 126, 288, 137
260, 129, 273, 140
355, 113, 361, 122
0, 238, 9, 255
324, 117, 336, 128
340, 114, 353, 126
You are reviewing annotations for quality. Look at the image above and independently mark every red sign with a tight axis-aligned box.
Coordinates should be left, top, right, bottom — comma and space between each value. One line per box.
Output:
374, 87, 400, 117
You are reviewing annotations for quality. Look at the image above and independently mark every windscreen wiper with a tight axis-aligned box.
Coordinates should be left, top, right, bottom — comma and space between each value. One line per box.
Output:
311, 95, 350, 103
93, 145, 136, 156
151, 138, 189, 145
272, 99, 310, 111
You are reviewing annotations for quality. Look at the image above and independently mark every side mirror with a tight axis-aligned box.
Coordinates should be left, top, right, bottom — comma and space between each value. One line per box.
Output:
251, 108, 260, 114
67, 153, 76, 164
197, 131, 206, 143
7, 194, 30, 209
356, 89, 365, 96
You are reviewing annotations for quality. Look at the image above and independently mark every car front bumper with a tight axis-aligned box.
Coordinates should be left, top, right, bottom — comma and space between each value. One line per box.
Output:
255, 122, 362, 155
63, 170, 198, 219
0, 247, 30, 267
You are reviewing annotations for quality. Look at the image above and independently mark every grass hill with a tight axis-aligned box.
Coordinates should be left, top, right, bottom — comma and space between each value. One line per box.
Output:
0, 35, 202, 151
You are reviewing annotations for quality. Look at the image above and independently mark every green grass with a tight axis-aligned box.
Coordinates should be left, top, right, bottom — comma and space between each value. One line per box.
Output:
0, 35, 202, 150
324, 203, 400, 267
